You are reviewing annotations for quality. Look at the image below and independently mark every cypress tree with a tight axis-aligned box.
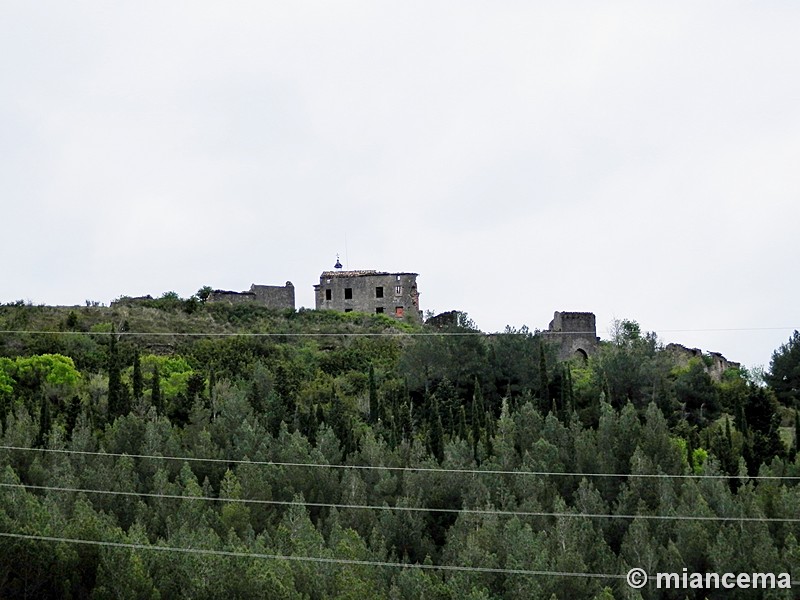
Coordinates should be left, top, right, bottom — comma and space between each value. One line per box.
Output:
400, 400, 413, 442
423, 389, 436, 428
132, 347, 143, 402
735, 398, 748, 438
389, 414, 398, 448
187, 372, 205, 406
390, 384, 399, 426
484, 409, 495, 457
107, 327, 123, 419
472, 410, 481, 462
151, 365, 163, 415
793, 409, 799, 458
725, 415, 733, 451
538, 339, 549, 401
428, 397, 445, 463
720, 416, 737, 475
342, 419, 355, 456
458, 405, 468, 441
436, 377, 457, 433
368, 365, 378, 424
471, 378, 484, 428
274, 363, 296, 422
0, 393, 8, 433
472, 377, 485, 463
504, 382, 513, 410
65, 395, 81, 440
292, 405, 300, 433
36, 393, 51, 447
208, 369, 217, 397
307, 404, 318, 445
566, 365, 575, 414
208, 369, 218, 419
376, 392, 385, 424
316, 403, 325, 426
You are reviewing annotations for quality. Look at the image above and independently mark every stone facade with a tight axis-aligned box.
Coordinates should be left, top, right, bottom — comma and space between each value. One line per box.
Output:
314, 270, 421, 322
208, 282, 295, 310
542, 311, 600, 361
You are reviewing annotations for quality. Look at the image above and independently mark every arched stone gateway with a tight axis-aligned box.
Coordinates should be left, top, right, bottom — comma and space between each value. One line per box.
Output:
573, 348, 589, 362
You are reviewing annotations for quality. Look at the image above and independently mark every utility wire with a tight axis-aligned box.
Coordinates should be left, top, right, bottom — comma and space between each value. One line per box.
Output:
0, 330, 476, 337
2, 482, 797, 523
1, 532, 797, 586
0, 531, 624, 579
2, 445, 798, 480
0, 327, 796, 337
633, 327, 799, 333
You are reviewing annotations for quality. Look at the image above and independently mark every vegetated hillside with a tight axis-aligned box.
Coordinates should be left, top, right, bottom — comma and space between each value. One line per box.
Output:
0, 300, 798, 599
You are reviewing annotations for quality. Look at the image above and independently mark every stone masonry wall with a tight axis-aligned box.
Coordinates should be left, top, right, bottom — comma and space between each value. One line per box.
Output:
248, 282, 295, 309
207, 282, 294, 309
207, 290, 257, 304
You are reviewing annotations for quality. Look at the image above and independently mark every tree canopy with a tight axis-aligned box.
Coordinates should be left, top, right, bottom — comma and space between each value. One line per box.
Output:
0, 303, 796, 598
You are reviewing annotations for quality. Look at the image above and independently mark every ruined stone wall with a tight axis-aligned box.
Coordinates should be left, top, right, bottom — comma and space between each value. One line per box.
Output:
665, 343, 703, 366
426, 310, 460, 329
207, 290, 257, 304
314, 270, 421, 322
708, 352, 741, 381
549, 311, 596, 333
543, 311, 600, 361
248, 282, 295, 310
111, 295, 154, 307
666, 343, 741, 382
207, 282, 295, 309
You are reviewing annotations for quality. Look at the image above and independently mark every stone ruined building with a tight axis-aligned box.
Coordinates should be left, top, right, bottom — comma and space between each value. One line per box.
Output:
314, 269, 421, 322
207, 282, 295, 310
542, 311, 600, 361
665, 343, 741, 382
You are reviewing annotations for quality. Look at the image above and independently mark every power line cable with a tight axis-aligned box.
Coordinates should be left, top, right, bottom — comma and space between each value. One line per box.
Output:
0, 531, 623, 579
2, 445, 798, 480
0, 330, 476, 337
0, 327, 797, 337
2, 482, 797, 523
1, 532, 797, 586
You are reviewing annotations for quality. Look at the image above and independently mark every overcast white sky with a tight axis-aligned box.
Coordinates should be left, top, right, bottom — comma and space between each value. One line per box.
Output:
2, 2, 798, 370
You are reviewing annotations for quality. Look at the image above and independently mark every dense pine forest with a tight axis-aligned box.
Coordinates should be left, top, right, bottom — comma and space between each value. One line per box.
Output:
0, 296, 798, 599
